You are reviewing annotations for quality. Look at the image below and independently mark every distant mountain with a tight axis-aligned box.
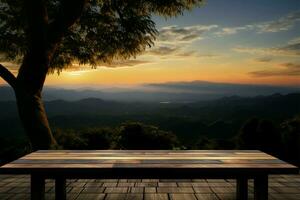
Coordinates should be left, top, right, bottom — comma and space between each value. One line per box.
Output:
1, 81, 299, 102
0, 93, 299, 143
145, 81, 300, 97
0, 92, 299, 120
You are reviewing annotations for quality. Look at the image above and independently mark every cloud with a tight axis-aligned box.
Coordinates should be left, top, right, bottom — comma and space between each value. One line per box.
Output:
70, 60, 152, 70
104, 60, 152, 68
216, 11, 300, 36
249, 63, 300, 77
145, 25, 219, 59
146, 44, 220, 60
288, 37, 300, 45
257, 11, 300, 33
175, 51, 198, 57
95, 60, 152, 68
276, 41, 300, 56
215, 26, 251, 36
233, 38, 300, 57
147, 46, 180, 56
158, 25, 218, 43
233, 47, 266, 55
255, 57, 273, 63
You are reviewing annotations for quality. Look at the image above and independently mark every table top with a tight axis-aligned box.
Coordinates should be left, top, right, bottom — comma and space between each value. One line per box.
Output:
0, 150, 298, 177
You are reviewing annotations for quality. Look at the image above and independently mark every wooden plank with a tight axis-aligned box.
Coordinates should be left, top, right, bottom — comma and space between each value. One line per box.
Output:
2, 163, 296, 169
11, 159, 287, 165
169, 194, 197, 200
12, 159, 223, 164
35, 150, 262, 153
20, 156, 276, 160
30, 152, 266, 155
144, 194, 169, 200
0, 150, 298, 177
17, 158, 279, 162
26, 154, 273, 159
222, 159, 286, 164
29, 152, 267, 155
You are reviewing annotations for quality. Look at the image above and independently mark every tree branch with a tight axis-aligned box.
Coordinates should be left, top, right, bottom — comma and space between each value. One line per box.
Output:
48, 0, 88, 44
0, 64, 17, 89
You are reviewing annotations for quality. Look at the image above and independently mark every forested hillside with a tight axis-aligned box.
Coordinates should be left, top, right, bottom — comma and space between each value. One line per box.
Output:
0, 93, 299, 166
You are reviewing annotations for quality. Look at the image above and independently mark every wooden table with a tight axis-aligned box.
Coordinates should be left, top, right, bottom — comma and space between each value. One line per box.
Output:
0, 150, 298, 200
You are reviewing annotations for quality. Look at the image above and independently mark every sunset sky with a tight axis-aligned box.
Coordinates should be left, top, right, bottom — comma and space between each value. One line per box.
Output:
1, 0, 300, 87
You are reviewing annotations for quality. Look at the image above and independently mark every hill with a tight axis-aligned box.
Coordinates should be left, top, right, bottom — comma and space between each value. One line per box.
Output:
0, 93, 299, 144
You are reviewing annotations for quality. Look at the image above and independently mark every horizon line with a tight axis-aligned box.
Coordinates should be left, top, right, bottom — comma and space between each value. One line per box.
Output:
1, 80, 300, 89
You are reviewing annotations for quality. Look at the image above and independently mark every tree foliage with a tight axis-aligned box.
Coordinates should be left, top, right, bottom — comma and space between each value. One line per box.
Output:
53, 127, 114, 149
235, 118, 283, 157
281, 117, 300, 165
0, 0, 203, 149
117, 122, 180, 149
0, 0, 204, 71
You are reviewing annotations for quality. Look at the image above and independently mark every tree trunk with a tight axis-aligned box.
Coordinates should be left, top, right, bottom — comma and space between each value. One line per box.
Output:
0, 0, 87, 150
15, 87, 57, 150
15, 52, 58, 150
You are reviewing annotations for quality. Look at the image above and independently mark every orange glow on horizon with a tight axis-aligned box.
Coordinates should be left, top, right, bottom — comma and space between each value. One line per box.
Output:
0, 62, 299, 87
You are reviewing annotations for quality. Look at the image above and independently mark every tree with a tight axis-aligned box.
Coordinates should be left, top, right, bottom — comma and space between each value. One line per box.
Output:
117, 122, 179, 149
235, 118, 260, 149
281, 117, 300, 166
53, 127, 115, 149
236, 118, 282, 156
0, 0, 203, 149
195, 136, 217, 150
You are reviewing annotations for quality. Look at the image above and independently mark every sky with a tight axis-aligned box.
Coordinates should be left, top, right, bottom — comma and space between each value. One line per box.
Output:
1, 0, 300, 87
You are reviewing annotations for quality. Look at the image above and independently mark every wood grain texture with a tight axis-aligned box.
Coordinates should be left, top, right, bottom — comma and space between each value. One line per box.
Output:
0, 150, 298, 177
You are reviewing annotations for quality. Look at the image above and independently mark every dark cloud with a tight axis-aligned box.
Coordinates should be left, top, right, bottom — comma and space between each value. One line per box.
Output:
255, 57, 273, 63
180, 34, 201, 42
175, 51, 197, 57
147, 46, 180, 56
100, 60, 152, 68
276, 42, 300, 56
250, 63, 300, 77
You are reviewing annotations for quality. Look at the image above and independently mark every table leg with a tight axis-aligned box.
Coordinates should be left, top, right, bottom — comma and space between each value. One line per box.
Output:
237, 177, 248, 200
55, 177, 66, 200
31, 174, 45, 200
254, 175, 268, 200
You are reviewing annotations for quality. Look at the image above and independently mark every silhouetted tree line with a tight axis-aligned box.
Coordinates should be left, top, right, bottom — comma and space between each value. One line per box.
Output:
52, 122, 180, 150
238, 117, 300, 166
192, 116, 300, 166
1, 117, 299, 166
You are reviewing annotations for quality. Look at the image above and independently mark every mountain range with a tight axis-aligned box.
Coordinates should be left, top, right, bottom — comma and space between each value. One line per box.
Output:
1, 81, 299, 102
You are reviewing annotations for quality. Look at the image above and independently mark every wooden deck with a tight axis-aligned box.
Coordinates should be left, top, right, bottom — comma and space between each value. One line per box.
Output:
0, 174, 300, 199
